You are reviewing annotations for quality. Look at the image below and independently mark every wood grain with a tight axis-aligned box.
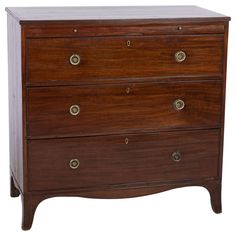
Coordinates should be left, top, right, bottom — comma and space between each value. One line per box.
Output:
22, 22, 225, 38
19, 178, 221, 230
218, 22, 229, 180
7, 14, 25, 192
6, 6, 230, 230
28, 129, 220, 191
27, 35, 224, 86
28, 81, 222, 138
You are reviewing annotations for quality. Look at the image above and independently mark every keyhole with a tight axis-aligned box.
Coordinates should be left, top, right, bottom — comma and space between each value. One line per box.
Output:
126, 87, 130, 94
125, 138, 129, 144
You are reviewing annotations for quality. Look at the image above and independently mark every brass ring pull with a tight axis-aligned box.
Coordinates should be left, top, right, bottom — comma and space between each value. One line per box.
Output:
171, 152, 182, 162
69, 159, 80, 169
173, 99, 185, 111
70, 54, 80, 65
69, 105, 80, 116
175, 51, 186, 63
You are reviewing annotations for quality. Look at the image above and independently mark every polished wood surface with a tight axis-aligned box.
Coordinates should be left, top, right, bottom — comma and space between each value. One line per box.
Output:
7, 15, 25, 192
6, 6, 230, 23
27, 35, 223, 86
218, 23, 229, 180
6, 6, 230, 230
28, 81, 222, 138
20, 179, 221, 230
28, 130, 219, 191
23, 22, 225, 38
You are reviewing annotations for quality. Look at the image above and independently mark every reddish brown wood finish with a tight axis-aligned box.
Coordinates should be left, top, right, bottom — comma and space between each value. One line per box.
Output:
27, 35, 224, 86
22, 22, 225, 38
27, 81, 222, 138
6, 6, 230, 230
7, 15, 25, 192
28, 130, 219, 191
218, 22, 229, 180
10, 176, 20, 197
19, 179, 222, 230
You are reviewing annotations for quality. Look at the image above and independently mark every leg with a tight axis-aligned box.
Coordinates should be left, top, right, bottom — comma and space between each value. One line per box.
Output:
21, 194, 41, 230
205, 181, 222, 214
10, 176, 20, 197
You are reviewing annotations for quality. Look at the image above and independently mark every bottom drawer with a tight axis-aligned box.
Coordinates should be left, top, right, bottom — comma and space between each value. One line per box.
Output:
28, 130, 220, 191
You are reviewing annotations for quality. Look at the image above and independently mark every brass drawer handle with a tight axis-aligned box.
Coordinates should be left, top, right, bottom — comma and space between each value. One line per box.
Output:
70, 54, 80, 65
175, 51, 186, 63
173, 99, 185, 111
171, 151, 182, 162
69, 105, 80, 116
69, 159, 80, 169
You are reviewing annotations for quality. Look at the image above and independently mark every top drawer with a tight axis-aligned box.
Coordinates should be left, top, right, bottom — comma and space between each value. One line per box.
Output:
27, 35, 224, 86
24, 22, 225, 38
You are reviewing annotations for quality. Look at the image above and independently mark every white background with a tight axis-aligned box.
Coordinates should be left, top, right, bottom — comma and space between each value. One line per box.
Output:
0, 0, 235, 235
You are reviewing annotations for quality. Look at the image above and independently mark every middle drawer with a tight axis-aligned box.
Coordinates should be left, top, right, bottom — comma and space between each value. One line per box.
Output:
27, 81, 222, 138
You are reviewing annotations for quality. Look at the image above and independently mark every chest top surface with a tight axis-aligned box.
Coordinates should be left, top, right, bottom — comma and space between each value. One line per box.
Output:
6, 6, 230, 23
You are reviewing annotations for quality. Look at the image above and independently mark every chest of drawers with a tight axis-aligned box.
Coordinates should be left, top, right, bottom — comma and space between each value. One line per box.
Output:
6, 6, 230, 230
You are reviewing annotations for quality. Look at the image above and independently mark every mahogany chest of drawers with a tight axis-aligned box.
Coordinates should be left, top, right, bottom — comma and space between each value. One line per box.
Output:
6, 6, 230, 230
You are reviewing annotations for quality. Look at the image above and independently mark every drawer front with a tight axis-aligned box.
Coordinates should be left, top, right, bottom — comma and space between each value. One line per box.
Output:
25, 22, 225, 38
27, 35, 224, 85
28, 130, 220, 191
28, 81, 222, 138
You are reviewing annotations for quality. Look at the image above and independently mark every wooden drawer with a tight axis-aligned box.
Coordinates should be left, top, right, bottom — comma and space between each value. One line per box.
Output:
27, 81, 222, 138
24, 22, 225, 38
7, 6, 230, 229
27, 35, 224, 86
28, 130, 220, 191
